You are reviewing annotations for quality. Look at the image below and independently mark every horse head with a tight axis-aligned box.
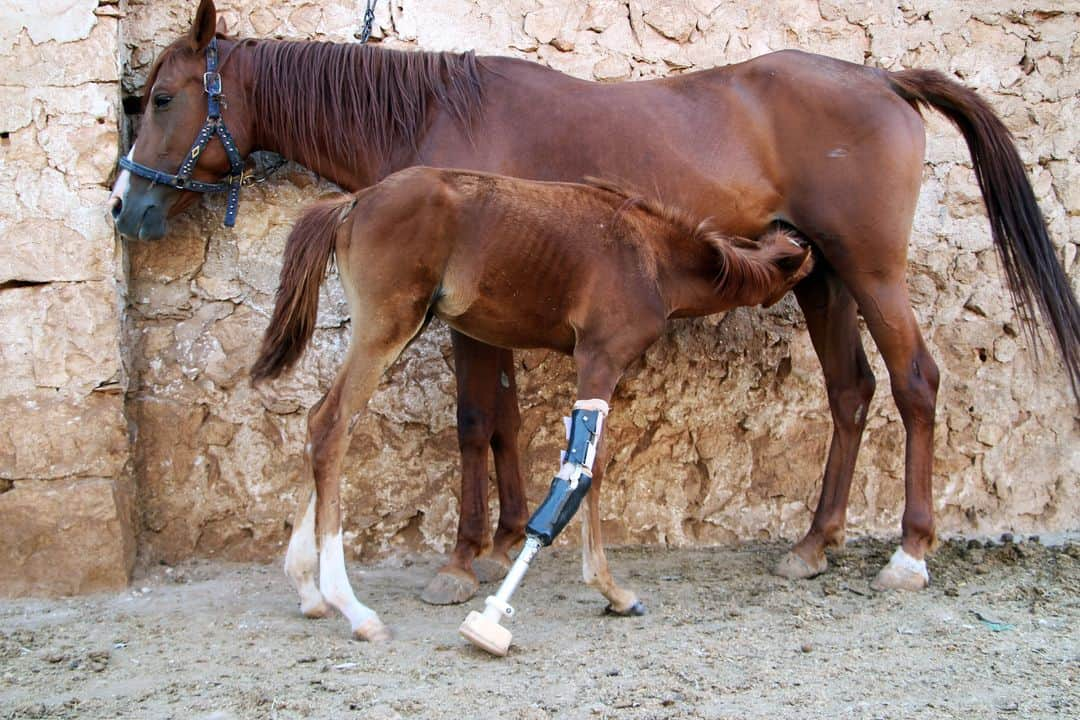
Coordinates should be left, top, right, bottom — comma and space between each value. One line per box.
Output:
111, 0, 255, 240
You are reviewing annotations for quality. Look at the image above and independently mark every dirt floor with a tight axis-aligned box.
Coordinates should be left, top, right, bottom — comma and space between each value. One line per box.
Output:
1, 538, 1077, 720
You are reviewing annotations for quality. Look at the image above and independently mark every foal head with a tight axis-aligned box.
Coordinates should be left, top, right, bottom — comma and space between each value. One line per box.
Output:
705, 227, 815, 308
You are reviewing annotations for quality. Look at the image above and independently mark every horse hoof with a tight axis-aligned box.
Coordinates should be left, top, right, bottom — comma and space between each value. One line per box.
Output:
870, 548, 929, 591
300, 598, 330, 619
773, 549, 827, 580
473, 553, 511, 583
420, 569, 479, 605
605, 599, 646, 617
353, 617, 392, 643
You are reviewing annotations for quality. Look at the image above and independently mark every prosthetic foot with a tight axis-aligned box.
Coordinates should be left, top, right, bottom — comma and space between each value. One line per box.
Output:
459, 400, 607, 656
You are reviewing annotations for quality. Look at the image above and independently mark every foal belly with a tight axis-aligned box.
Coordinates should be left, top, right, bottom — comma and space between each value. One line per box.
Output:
436, 297, 577, 355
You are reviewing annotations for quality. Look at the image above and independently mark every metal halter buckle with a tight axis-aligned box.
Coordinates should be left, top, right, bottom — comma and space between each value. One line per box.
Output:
203, 71, 222, 95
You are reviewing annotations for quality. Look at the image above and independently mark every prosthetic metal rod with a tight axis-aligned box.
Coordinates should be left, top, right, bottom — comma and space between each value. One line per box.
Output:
460, 399, 608, 656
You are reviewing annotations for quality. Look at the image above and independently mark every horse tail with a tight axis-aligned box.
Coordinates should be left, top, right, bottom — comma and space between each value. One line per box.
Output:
887, 68, 1080, 400
251, 195, 357, 383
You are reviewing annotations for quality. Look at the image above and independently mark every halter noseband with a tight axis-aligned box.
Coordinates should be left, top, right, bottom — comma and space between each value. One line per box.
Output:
119, 38, 253, 227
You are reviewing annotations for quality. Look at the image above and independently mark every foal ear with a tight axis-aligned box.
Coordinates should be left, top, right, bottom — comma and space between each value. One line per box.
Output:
188, 0, 217, 51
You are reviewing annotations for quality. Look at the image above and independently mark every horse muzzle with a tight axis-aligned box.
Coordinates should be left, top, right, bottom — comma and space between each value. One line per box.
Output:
111, 183, 171, 241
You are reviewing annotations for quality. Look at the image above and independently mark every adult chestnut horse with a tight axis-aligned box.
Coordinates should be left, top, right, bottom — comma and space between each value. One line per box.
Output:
111, 0, 1079, 603
249, 168, 815, 641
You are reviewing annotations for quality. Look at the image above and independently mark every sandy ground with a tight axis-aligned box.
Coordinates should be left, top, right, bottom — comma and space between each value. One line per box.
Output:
1, 538, 1077, 720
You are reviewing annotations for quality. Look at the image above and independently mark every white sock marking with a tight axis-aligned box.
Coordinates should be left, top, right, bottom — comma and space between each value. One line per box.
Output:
284, 494, 323, 612
319, 532, 377, 631
887, 546, 929, 582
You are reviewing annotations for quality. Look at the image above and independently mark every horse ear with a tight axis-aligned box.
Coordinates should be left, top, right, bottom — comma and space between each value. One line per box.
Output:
189, 0, 217, 51
215, 15, 228, 37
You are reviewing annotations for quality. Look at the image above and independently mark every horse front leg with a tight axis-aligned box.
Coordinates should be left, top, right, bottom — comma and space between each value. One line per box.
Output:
421, 332, 500, 605
479, 347, 528, 582
774, 267, 876, 580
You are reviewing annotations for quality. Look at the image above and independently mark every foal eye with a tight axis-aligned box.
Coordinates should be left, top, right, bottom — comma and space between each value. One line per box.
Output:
153, 94, 173, 109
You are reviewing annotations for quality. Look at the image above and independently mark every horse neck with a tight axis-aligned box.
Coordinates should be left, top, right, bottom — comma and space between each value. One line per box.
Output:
238, 40, 427, 191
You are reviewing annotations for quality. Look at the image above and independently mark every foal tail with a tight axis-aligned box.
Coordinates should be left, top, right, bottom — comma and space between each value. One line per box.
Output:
251, 196, 356, 383
887, 68, 1080, 400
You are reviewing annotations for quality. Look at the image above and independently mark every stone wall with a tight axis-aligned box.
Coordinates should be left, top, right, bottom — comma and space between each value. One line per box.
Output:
0, 0, 134, 596
4, 1, 1077, 595
121, 0, 1078, 566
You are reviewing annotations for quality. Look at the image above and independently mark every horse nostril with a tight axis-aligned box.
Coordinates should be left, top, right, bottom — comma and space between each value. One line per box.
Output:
109, 196, 123, 219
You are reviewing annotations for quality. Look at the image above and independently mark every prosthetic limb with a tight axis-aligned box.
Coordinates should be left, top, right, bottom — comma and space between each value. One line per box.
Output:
459, 399, 608, 656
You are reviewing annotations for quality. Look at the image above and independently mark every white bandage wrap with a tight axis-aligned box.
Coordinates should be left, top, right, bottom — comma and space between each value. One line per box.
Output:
556, 399, 609, 483
886, 546, 929, 582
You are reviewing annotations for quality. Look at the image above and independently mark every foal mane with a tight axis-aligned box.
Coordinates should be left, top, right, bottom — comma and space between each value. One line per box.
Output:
251, 40, 483, 174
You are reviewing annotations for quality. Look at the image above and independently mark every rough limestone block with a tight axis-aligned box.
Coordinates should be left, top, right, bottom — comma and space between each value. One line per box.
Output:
0, 392, 127, 481
0, 476, 134, 597
0, 282, 121, 398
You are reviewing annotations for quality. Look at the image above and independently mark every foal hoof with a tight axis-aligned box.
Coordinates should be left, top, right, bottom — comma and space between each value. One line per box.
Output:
870, 548, 929, 592
353, 617, 392, 643
421, 569, 479, 606
773, 549, 828, 580
300, 597, 331, 619
473, 553, 512, 583
605, 599, 647, 617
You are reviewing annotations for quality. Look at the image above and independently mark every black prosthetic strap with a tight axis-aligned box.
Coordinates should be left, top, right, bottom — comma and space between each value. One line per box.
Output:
526, 475, 592, 547
525, 406, 604, 546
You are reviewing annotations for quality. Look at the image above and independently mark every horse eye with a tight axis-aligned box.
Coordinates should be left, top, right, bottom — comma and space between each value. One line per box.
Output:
153, 94, 173, 109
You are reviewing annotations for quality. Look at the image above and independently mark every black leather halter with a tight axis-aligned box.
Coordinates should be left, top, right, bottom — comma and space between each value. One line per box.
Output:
119, 38, 257, 227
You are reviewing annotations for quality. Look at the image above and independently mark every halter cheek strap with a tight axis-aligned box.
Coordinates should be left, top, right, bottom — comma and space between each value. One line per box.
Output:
118, 38, 255, 227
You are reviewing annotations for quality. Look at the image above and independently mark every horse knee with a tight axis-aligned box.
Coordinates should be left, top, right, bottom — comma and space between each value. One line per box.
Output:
490, 402, 521, 452
827, 365, 876, 433
457, 404, 495, 454
891, 353, 939, 426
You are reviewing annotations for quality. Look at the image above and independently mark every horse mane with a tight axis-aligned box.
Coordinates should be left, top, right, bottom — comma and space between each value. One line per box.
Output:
583, 177, 807, 301
250, 40, 483, 174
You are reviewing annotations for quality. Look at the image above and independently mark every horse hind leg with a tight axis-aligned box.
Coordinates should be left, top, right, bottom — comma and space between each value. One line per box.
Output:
774, 267, 876, 580
310, 301, 434, 639
851, 277, 939, 591
284, 489, 330, 618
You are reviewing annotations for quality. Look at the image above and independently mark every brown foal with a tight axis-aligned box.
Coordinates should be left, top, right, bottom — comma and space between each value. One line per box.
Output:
250, 168, 814, 641
114, 0, 1080, 604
